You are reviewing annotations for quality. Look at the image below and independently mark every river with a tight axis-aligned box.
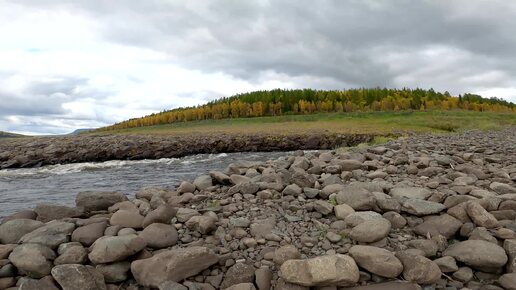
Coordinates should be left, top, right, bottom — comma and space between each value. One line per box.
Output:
0, 152, 287, 217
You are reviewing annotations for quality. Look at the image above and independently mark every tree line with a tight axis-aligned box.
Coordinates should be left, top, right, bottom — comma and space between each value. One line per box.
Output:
98, 88, 516, 131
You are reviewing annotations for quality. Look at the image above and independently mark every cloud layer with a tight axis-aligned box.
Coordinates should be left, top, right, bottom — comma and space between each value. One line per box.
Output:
1, 0, 516, 134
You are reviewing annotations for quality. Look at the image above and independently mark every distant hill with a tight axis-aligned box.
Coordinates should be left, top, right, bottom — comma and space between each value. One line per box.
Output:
97, 88, 516, 131
68, 128, 95, 135
0, 131, 24, 138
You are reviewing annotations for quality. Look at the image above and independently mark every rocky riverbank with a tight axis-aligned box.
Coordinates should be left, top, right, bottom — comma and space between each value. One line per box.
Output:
0, 127, 515, 290
0, 132, 376, 169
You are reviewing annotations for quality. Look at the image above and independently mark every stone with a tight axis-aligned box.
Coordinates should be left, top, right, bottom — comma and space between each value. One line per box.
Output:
255, 267, 272, 290
131, 246, 218, 287
342, 281, 422, 290
390, 187, 432, 200
19, 276, 60, 290
414, 214, 462, 238
326, 232, 342, 243
9, 243, 55, 278
96, 261, 131, 283
274, 245, 301, 266
330, 205, 354, 223
382, 211, 406, 229
230, 217, 251, 228
401, 199, 446, 216
19, 221, 75, 249
220, 263, 255, 289
0, 244, 16, 260
314, 200, 334, 215
452, 266, 473, 282
109, 210, 144, 229
76, 191, 128, 212
339, 160, 363, 171
193, 175, 213, 190
434, 256, 459, 273
88, 234, 146, 264
51, 264, 107, 290
283, 184, 303, 196
396, 251, 442, 284
224, 283, 256, 290
280, 254, 359, 286
0, 219, 44, 244
344, 211, 382, 227
0, 277, 15, 289
275, 279, 309, 290
54, 244, 88, 265
176, 208, 200, 223
71, 221, 107, 246
336, 187, 375, 210
34, 204, 83, 222
159, 280, 188, 290
185, 215, 217, 234
499, 273, 516, 290
349, 218, 391, 243
443, 240, 508, 270
406, 239, 438, 257
177, 181, 196, 193
139, 223, 178, 249
143, 205, 177, 228
210, 171, 231, 185
466, 201, 499, 228
348, 245, 403, 278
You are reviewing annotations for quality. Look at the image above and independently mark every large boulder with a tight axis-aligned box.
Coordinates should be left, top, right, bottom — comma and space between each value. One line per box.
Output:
443, 240, 508, 271
9, 243, 56, 278
336, 187, 375, 210
280, 254, 359, 287
131, 246, 219, 287
19, 221, 75, 249
75, 191, 128, 212
51, 264, 107, 290
34, 203, 83, 222
348, 245, 403, 278
109, 209, 145, 229
88, 234, 146, 264
71, 221, 107, 246
349, 218, 391, 243
0, 219, 44, 244
414, 214, 462, 238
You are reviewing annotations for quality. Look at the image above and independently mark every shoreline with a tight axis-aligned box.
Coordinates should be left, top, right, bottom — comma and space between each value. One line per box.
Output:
0, 132, 380, 169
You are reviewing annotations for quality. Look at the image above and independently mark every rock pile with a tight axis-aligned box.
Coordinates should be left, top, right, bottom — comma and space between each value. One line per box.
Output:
0, 127, 515, 289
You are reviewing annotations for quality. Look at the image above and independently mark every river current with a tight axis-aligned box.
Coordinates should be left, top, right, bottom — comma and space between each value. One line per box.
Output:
0, 152, 287, 217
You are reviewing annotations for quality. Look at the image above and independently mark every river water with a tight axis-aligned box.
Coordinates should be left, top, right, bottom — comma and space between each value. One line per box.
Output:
0, 152, 287, 217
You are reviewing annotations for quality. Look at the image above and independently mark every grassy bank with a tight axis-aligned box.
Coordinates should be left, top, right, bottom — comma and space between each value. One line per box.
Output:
91, 110, 516, 136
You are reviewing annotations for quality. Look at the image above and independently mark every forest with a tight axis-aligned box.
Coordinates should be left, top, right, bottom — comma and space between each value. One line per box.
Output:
99, 88, 516, 131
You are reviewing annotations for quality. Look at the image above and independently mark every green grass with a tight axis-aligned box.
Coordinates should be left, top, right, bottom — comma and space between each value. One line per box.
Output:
90, 110, 516, 136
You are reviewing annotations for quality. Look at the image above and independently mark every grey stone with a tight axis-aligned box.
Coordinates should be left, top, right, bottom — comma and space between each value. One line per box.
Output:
51, 264, 107, 290
0, 219, 44, 244
9, 243, 55, 278
76, 191, 128, 212
349, 245, 403, 278
88, 234, 146, 264
19, 221, 75, 249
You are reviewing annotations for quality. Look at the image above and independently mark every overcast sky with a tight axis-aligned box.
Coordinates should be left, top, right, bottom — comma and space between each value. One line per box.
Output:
1, 0, 516, 135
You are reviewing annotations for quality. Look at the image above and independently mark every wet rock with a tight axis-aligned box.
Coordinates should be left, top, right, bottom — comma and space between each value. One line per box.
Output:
88, 234, 146, 264
280, 254, 359, 286
139, 223, 178, 249
131, 246, 218, 287
76, 191, 128, 212
349, 245, 403, 278
0, 219, 44, 244
51, 264, 107, 290
9, 243, 55, 278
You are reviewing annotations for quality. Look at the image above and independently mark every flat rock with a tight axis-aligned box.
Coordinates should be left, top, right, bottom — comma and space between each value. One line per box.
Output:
390, 187, 432, 200
34, 204, 83, 222
402, 199, 446, 216
336, 187, 375, 210
349, 218, 391, 243
76, 191, 128, 212
443, 240, 508, 270
131, 246, 219, 287
348, 245, 403, 278
224, 283, 256, 290
51, 264, 107, 290
9, 243, 55, 278
19, 221, 75, 249
280, 254, 359, 286
414, 214, 462, 238
0, 219, 44, 244
88, 234, 146, 264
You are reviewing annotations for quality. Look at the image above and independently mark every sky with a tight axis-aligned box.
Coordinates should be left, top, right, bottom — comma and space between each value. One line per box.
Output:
1, 0, 516, 135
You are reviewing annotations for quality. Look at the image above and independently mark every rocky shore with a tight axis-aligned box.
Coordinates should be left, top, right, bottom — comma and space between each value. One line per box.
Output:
0, 127, 515, 290
0, 132, 376, 169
